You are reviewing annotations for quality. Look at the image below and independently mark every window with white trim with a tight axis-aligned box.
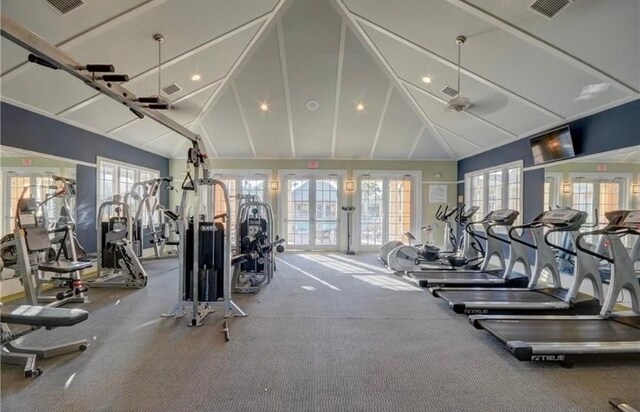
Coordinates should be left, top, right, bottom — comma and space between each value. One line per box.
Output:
3, 172, 59, 232
97, 158, 159, 223
465, 161, 523, 222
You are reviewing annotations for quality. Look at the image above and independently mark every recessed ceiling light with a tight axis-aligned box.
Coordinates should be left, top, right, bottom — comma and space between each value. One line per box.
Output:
191, 74, 201, 81
422, 76, 432, 84
260, 103, 269, 111
356, 103, 364, 111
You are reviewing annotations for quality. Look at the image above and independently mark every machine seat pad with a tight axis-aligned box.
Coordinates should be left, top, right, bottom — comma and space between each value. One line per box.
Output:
0, 305, 88, 327
165, 241, 180, 246
38, 260, 92, 273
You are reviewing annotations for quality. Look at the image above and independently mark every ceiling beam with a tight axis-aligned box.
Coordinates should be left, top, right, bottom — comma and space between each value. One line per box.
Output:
330, 0, 456, 159
191, 0, 293, 136
105, 78, 221, 135
404, 80, 517, 139
444, 0, 639, 95
231, 81, 258, 158
330, 20, 347, 159
432, 123, 484, 149
56, 16, 266, 116
276, 21, 296, 158
355, 16, 564, 121
407, 123, 427, 159
1, 0, 170, 78
369, 82, 394, 159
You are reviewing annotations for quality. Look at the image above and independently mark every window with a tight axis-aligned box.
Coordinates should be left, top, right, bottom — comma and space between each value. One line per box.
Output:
3, 172, 59, 232
211, 173, 268, 245
465, 161, 522, 221
357, 173, 419, 247
96, 158, 159, 223
570, 176, 626, 226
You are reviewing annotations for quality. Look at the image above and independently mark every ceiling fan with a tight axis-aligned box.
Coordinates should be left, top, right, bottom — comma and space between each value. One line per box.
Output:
447, 35, 472, 112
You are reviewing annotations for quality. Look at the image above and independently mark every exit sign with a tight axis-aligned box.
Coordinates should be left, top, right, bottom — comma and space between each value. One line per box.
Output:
308, 160, 319, 169
22, 158, 32, 167
597, 163, 607, 172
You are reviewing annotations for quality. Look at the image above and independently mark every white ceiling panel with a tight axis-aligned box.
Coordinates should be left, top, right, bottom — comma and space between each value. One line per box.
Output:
232, 29, 292, 158
373, 89, 424, 159
465, 0, 640, 91
333, 31, 393, 158
200, 89, 254, 158
1, 0, 636, 161
62, 95, 138, 133
281, 0, 342, 158
408, 84, 513, 148
344, 0, 631, 117
411, 127, 457, 159
64, 0, 276, 79
433, 126, 479, 158
111, 117, 170, 147
143, 130, 186, 157
362, 24, 559, 135
1, 65, 98, 113
118, 24, 260, 102
0, 0, 148, 73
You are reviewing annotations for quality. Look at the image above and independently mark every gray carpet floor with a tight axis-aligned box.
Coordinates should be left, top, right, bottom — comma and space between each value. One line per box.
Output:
1, 252, 638, 412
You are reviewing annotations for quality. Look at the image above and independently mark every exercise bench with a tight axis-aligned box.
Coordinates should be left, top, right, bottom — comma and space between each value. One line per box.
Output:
1, 303, 89, 378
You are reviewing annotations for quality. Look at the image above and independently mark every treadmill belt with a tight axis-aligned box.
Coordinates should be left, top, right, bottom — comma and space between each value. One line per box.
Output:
479, 318, 640, 343
438, 289, 560, 303
411, 271, 500, 281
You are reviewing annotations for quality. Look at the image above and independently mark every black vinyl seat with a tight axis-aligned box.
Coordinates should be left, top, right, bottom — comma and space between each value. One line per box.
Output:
1, 304, 88, 327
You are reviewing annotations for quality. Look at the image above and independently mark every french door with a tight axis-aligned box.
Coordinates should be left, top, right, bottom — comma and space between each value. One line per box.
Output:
571, 179, 624, 226
284, 175, 340, 249
358, 176, 414, 248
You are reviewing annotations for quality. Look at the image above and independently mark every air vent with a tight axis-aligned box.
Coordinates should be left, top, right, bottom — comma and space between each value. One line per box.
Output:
441, 86, 459, 98
162, 83, 182, 96
529, 0, 572, 19
44, 0, 84, 14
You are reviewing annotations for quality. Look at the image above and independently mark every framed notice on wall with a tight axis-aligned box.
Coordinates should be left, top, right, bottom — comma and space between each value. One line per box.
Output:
428, 184, 447, 204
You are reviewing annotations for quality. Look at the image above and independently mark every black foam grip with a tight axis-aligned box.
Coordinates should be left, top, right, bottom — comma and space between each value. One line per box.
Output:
85, 64, 115, 73
102, 74, 129, 82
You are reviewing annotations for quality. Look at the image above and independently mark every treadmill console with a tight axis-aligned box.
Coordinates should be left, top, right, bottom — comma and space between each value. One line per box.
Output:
620, 211, 640, 227
485, 209, 519, 225
463, 206, 480, 219
539, 209, 586, 228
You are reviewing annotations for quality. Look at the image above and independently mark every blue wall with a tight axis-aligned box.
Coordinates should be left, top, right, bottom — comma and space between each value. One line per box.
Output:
1, 101, 170, 252
457, 99, 640, 223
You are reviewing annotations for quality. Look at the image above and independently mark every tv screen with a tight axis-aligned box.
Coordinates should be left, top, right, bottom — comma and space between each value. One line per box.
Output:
530, 126, 575, 165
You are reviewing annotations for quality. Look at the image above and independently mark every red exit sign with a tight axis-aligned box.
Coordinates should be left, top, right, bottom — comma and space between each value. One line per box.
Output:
22, 158, 32, 167
597, 163, 606, 172
307, 160, 319, 169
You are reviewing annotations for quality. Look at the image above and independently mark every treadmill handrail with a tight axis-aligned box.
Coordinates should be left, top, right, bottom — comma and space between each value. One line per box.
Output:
507, 222, 544, 249
465, 221, 487, 240
544, 229, 576, 257
575, 227, 640, 263
486, 223, 510, 244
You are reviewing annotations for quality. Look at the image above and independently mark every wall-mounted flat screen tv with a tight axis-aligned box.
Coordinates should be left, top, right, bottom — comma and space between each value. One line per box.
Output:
530, 126, 575, 165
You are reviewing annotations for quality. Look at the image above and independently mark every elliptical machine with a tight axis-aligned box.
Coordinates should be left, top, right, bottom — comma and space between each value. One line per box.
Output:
387, 205, 482, 272
231, 195, 285, 293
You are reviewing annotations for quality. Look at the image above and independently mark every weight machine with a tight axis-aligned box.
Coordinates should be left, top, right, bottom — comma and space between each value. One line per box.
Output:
92, 196, 148, 289
1, 14, 244, 336
231, 195, 285, 294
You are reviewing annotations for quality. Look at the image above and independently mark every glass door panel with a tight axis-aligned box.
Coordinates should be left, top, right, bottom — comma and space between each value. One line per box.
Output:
388, 179, 411, 242
287, 179, 310, 247
315, 179, 338, 246
360, 179, 384, 245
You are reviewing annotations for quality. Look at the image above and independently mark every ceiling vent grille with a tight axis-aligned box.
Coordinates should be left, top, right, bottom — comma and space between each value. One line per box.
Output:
441, 86, 459, 98
44, 0, 84, 14
529, 0, 572, 19
162, 83, 182, 96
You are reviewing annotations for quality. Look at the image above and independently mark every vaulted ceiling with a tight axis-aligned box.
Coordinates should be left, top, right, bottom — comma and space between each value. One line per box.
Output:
1, 0, 638, 160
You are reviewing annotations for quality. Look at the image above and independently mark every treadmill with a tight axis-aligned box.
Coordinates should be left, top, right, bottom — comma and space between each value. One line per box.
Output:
431, 208, 605, 315
407, 209, 529, 288
470, 210, 640, 363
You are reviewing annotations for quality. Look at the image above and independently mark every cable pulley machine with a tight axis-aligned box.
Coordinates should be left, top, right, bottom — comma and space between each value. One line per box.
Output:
0, 14, 246, 336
